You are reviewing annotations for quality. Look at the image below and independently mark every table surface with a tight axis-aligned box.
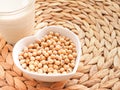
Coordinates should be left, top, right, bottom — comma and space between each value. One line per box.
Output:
0, 0, 120, 90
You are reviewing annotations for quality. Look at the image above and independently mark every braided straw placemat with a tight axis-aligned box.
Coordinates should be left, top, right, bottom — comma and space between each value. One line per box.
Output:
0, 0, 120, 90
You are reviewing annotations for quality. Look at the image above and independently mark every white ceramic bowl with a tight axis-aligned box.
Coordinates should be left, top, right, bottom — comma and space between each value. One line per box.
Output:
12, 26, 81, 82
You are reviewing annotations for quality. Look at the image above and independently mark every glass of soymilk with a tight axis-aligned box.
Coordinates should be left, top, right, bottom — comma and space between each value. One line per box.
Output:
0, 0, 35, 45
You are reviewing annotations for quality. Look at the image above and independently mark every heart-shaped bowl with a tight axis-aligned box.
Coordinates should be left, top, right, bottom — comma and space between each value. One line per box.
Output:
12, 26, 81, 82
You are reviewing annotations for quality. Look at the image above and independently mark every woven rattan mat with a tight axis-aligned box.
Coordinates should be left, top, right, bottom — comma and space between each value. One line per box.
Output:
0, 0, 120, 90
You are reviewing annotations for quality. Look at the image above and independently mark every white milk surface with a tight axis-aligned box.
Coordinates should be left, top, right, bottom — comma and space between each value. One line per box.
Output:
0, 0, 34, 44
0, 0, 29, 12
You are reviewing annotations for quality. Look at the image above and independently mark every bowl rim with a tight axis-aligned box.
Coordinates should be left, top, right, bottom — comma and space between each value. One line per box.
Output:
12, 25, 82, 77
